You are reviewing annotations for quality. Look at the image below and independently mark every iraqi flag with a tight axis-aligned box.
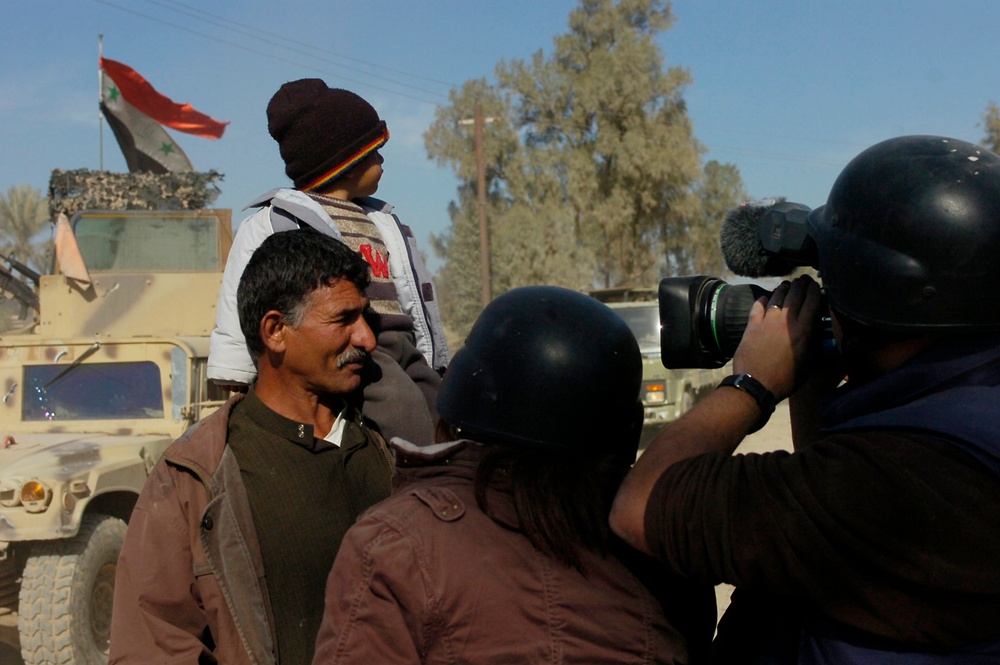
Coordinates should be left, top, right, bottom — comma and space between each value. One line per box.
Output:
99, 57, 228, 173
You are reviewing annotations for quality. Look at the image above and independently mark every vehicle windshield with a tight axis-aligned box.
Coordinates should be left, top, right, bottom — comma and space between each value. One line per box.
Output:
22, 362, 164, 421
72, 214, 223, 271
613, 306, 661, 354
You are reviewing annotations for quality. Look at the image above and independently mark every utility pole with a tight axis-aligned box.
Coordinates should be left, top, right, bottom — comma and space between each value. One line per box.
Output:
459, 101, 495, 307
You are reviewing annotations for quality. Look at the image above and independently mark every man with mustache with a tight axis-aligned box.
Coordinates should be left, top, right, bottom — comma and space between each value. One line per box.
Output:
209, 79, 448, 447
110, 229, 394, 664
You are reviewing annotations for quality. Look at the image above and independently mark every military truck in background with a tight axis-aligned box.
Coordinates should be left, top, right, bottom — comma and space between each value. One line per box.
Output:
590, 287, 729, 429
0, 208, 232, 665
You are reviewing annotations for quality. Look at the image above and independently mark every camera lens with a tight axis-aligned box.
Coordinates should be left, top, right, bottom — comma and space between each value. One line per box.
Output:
701, 282, 770, 361
659, 275, 835, 369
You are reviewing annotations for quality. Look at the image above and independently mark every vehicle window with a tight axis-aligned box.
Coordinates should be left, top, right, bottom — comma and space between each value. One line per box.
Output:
614, 306, 661, 354
72, 214, 221, 271
22, 362, 164, 421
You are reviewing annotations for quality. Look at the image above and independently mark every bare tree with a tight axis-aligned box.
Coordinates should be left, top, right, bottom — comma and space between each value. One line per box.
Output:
0, 184, 52, 273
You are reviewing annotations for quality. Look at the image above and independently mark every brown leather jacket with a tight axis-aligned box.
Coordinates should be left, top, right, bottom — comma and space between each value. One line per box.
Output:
110, 394, 393, 664
313, 441, 700, 664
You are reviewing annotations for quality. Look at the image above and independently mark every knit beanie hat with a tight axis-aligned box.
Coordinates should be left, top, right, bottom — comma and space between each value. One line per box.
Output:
267, 79, 389, 192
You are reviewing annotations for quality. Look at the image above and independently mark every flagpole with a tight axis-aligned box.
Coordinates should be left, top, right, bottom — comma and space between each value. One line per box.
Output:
98, 34, 104, 171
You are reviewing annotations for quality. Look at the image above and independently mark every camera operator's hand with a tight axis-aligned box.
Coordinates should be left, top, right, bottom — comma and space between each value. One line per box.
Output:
733, 274, 823, 402
612, 274, 824, 555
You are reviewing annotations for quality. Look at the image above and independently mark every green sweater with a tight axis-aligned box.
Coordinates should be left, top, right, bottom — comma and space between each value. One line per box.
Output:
227, 388, 393, 663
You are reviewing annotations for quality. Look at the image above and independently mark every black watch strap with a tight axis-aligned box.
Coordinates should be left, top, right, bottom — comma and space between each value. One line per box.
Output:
718, 373, 776, 433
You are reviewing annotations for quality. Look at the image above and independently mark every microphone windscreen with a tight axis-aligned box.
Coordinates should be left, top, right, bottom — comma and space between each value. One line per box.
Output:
720, 198, 798, 277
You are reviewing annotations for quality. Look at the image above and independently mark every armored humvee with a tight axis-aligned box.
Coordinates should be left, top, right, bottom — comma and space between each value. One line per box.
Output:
0, 208, 231, 664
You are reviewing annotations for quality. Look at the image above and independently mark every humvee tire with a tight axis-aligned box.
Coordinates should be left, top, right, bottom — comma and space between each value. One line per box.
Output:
18, 514, 126, 665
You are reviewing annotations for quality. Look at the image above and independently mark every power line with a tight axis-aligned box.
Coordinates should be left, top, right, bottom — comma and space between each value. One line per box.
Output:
149, 0, 457, 89
91, 0, 876, 171
89, 0, 450, 106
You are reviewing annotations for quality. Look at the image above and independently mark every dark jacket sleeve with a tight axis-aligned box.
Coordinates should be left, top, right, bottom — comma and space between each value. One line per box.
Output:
361, 330, 440, 445
644, 432, 1000, 647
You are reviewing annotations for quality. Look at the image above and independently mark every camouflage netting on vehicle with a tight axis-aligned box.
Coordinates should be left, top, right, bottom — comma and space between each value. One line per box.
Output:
48, 169, 224, 219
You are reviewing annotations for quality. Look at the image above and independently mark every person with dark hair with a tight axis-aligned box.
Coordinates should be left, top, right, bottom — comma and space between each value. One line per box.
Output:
209, 79, 448, 446
611, 136, 1000, 662
110, 229, 395, 664
312, 286, 716, 664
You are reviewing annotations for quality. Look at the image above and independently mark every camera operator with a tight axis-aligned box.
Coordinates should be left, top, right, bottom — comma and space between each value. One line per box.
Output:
610, 135, 1000, 663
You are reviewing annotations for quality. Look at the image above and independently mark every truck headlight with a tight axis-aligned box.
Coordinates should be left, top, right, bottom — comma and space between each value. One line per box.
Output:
642, 381, 666, 404
21, 480, 52, 513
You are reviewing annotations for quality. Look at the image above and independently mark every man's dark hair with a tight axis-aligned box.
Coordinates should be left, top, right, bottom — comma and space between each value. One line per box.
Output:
237, 228, 370, 359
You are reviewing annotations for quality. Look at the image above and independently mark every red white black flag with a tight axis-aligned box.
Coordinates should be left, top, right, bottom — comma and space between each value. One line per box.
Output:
99, 57, 228, 173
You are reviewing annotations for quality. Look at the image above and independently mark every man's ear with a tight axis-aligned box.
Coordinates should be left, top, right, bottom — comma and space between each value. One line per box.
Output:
259, 310, 288, 353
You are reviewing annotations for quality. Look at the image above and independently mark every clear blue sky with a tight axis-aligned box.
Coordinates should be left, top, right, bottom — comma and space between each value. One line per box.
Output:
5, 0, 1000, 273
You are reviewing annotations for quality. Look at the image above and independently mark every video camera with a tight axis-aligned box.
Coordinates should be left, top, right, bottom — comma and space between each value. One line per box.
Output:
658, 199, 829, 369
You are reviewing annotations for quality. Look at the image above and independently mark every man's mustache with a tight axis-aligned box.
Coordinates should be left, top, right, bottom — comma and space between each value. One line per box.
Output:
336, 347, 369, 368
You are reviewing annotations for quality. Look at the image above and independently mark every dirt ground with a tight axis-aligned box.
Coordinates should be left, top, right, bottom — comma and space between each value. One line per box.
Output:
640, 401, 795, 624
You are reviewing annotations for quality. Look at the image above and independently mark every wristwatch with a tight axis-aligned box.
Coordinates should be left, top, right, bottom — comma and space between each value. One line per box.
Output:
718, 373, 776, 433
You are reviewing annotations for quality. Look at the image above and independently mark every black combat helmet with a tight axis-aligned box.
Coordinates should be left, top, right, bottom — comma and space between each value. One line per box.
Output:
807, 135, 1000, 331
437, 286, 643, 457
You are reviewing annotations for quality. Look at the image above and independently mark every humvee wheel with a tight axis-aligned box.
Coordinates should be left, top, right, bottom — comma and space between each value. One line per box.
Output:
18, 514, 126, 665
